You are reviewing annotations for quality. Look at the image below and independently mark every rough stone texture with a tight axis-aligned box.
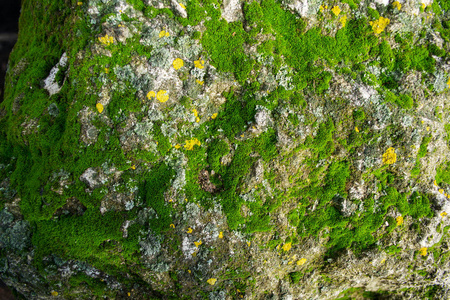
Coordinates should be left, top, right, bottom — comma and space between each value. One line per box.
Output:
2, 0, 450, 299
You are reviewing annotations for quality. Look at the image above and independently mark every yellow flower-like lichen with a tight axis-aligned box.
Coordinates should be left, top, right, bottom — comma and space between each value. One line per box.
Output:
297, 258, 307, 266
170, 224, 175, 228
179, 2, 186, 9
211, 113, 218, 119
355, 126, 359, 133
319, 4, 328, 12
173, 58, 184, 70
96, 103, 104, 113
219, 231, 223, 238
419, 247, 427, 256
146, 91, 156, 99
396, 215, 403, 226
247, 241, 251, 247
382, 147, 396, 164
369, 17, 390, 35
51, 291, 58, 296
174, 144, 181, 149
194, 58, 205, 69
282, 242, 292, 252
77, 1, 83, 5
131, 165, 136, 170
441, 211, 448, 217
159, 30, 170, 38
439, 189, 444, 194
392, 1, 401, 10
340, 15, 347, 27
194, 241, 202, 247
192, 109, 198, 117
207, 278, 217, 285
184, 138, 201, 150
187, 228, 193, 233
332, 6, 341, 16
156, 90, 169, 103
98, 34, 114, 46
447, 77, 450, 88
421, 2, 426, 9
196, 79, 204, 85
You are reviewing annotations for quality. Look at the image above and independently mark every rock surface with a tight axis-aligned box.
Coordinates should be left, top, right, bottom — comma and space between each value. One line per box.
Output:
2, 0, 450, 299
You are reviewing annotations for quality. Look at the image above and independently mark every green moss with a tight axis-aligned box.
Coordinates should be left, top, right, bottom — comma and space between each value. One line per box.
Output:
289, 271, 303, 284
436, 162, 450, 185
418, 135, 432, 158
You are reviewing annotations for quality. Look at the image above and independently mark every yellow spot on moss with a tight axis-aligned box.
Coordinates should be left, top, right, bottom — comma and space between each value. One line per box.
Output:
173, 58, 184, 70
419, 247, 427, 256
98, 34, 114, 46
219, 231, 223, 238
128, 292, 131, 297
105, 68, 109, 74
382, 147, 396, 164
211, 113, 218, 119
192, 109, 198, 117
77, 2, 83, 5
447, 77, 450, 88
392, 1, 401, 10
184, 138, 201, 150
147, 91, 155, 99
441, 211, 447, 217
297, 258, 307, 266
179, 2, 186, 9
194, 241, 202, 247
170, 224, 175, 228
434, 180, 438, 186
207, 278, 217, 285
159, 30, 170, 38
439, 189, 444, 194
169, 199, 173, 202
331, 6, 341, 16
380, 259, 386, 264
194, 58, 205, 69
369, 17, 390, 35
51, 291, 58, 296
247, 241, 251, 247
426, 126, 430, 131
340, 15, 347, 27
319, 4, 326, 12
96, 103, 104, 113
131, 165, 136, 170
187, 227, 193, 233
188, 269, 191, 273
156, 90, 169, 103
282, 242, 292, 252
421, 2, 426, 9
174, 144, 181, 149
196, 117, 200, 123
355, 126, 359, 133
396, 215, 403, 226
196, 79, 204, 85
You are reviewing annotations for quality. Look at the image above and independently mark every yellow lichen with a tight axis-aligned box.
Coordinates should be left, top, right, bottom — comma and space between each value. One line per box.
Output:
297, 258, 307, 266
426, 126, 430, 131
340, 15, 347, 27
355, 126, 359, 133
192, 109, 198, 117
174, 144, 181, 149
369, 17, 390, 35
173, 58, 184, 70
207, 278, 217, 285
247, 241, 251, 247
179, 2, 186, 9
194, 58, 205, 69
127, 292, 131, 297
77, 2, 83, 5
170, 224, 175, 228
331, 6, 341, 16
421, 2, 426, 9
131, 165, 136, 170
196, 79, 204, 85
96, 103, 104, 113
434, 180, 438, 186
282, 242, 292, 252
51, 291, 58, 296
194, 241, 202, 247
159, 30, 170, 38
419, 247, 427, 256
184, 138, 201, 150
439, 189, 444, 194
392, 1, 401, 10
441, 211, 448, 217
147, 91, 156, 99
447, 77, 450, 88
396, 215, 403, 226
98, 34, 114, 46
187, 228, 193, 233
211, 113, 218, 119
105, 68, 109, 74
219, 231, 223, 238
382, 147, 397, 165
156, 90, 169, 103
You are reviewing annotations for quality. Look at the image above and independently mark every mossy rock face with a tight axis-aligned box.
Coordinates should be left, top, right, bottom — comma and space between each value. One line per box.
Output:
2, 0, 450, 298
